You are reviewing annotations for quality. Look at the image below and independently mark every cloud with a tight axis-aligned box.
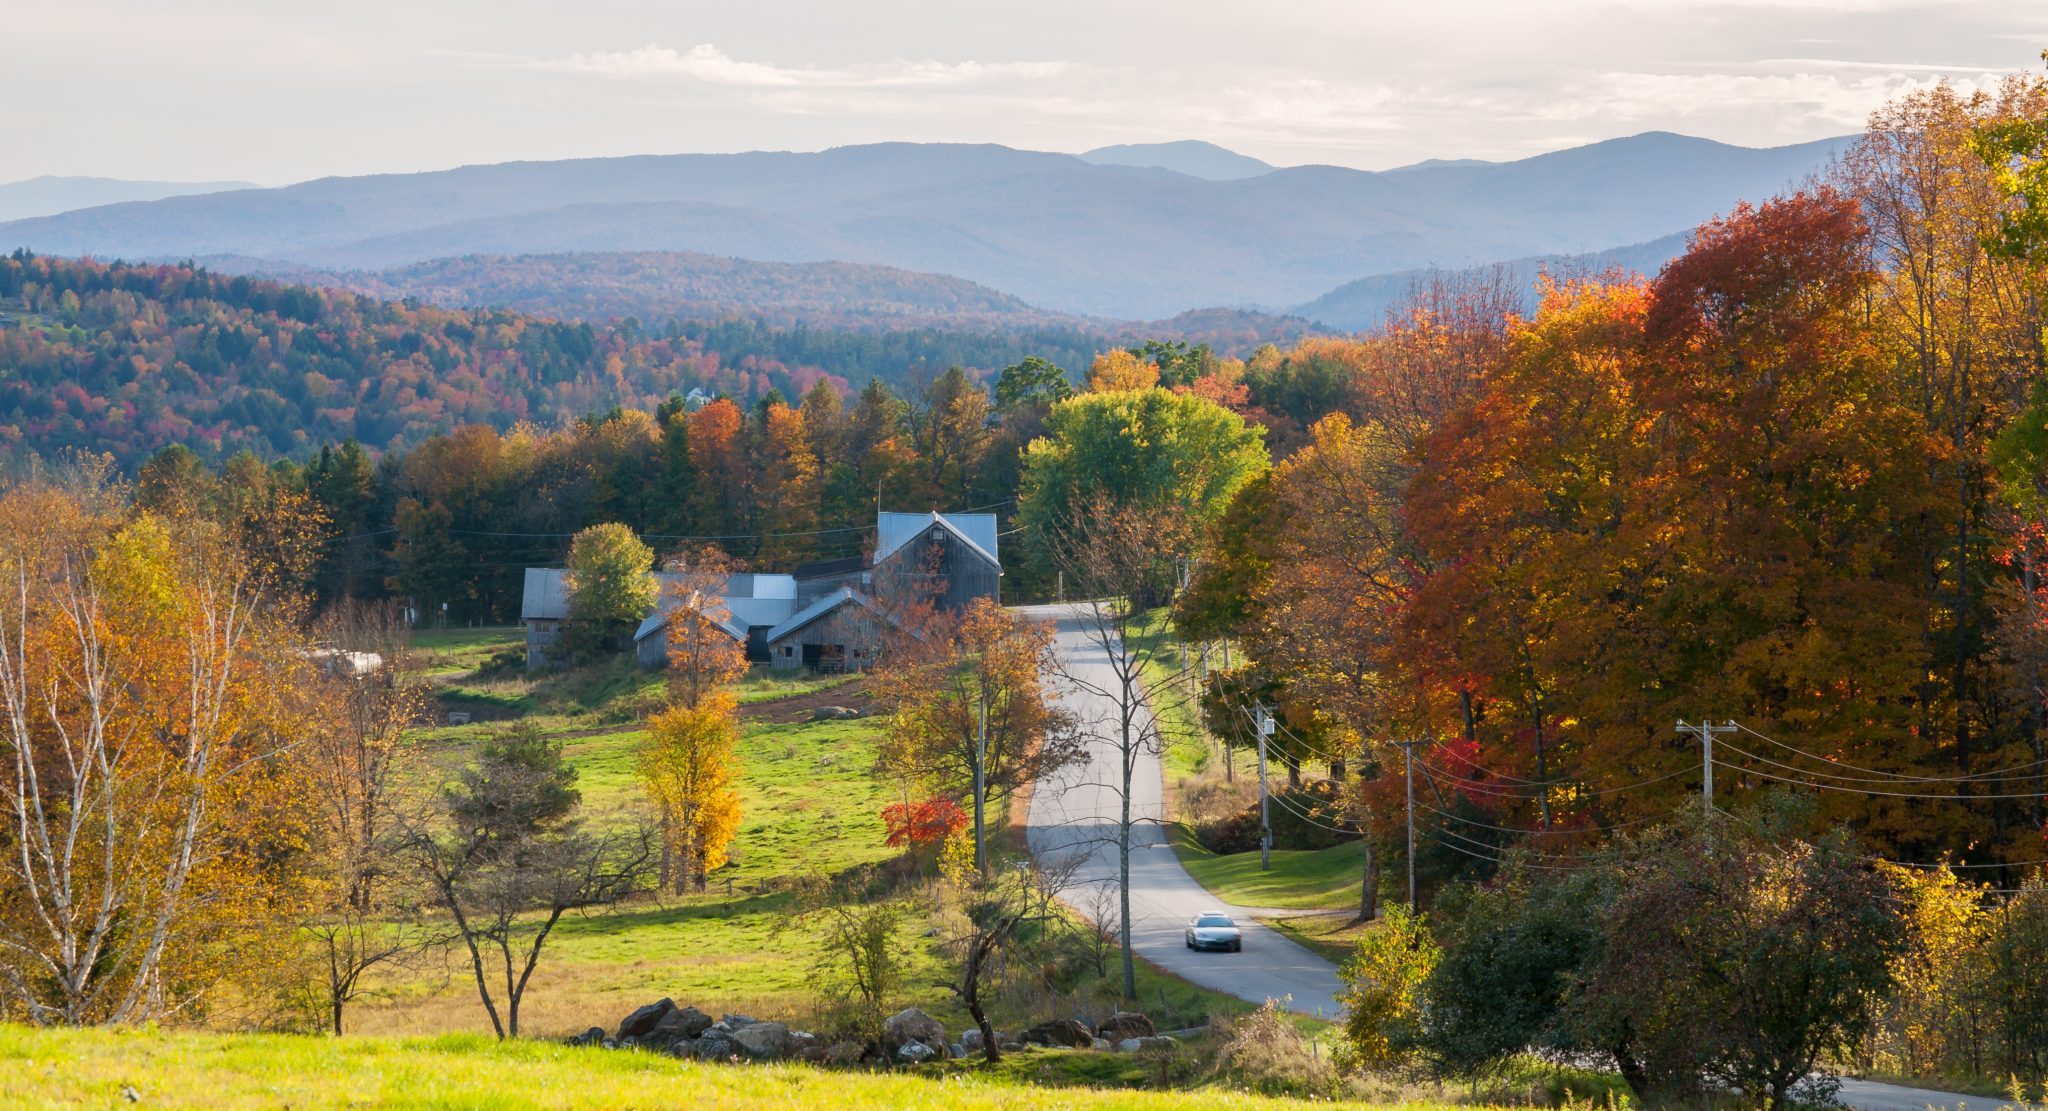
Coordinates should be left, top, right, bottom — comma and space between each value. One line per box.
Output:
532, 43, 1067, 90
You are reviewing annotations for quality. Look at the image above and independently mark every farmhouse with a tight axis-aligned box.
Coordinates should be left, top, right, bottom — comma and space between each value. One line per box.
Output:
520, 510, 1001, 672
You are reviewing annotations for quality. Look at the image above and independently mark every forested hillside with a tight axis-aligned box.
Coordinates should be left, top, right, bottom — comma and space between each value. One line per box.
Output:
221, 251, 1071, 332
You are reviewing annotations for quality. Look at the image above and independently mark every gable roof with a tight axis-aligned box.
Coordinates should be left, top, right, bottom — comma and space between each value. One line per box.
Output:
763, 586, 915, 644
874, 511, 1000, 570
633, 593, 751, 645
521, 568, 572, 622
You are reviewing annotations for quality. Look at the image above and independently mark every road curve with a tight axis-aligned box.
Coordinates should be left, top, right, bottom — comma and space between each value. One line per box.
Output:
1017, 603, 1986, 1111
1021, 603, 1345, 1019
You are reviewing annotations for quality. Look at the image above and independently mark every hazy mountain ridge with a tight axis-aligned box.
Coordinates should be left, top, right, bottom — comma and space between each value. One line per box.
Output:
1293, 232, 1695, 330
1080, 140, 1277, 180
0, 175, 258, 223
0, 133, 1853, 320
194, 250, 1319, 348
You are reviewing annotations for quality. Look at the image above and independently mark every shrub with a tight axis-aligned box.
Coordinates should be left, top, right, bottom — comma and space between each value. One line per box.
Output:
1211, 1000, 1344, 1098
1336, 903, 1438, 1072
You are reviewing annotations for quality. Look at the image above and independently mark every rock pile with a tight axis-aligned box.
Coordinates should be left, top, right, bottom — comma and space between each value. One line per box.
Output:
566, 999, 1173, 1065
566, 998, 859, 1064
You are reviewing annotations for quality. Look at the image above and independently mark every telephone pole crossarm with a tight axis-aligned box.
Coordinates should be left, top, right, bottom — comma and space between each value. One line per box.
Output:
1676, 719, 1737, 815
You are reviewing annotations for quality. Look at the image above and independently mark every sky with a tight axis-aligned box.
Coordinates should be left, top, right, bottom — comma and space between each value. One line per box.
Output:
4, 0, 2044, 185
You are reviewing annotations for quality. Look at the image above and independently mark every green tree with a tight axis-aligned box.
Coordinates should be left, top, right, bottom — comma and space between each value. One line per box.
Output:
1017, 387, 1268, 581
563, 523, 657, 656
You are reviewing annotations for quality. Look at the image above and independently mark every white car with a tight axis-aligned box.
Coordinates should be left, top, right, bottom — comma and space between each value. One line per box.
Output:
1184, 912, 1242, 953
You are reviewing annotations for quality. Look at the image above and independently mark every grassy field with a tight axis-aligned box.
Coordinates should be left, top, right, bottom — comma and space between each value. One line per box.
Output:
345, 631, 1269, 1043
1175, 835, 1368, 913
0, 1024, 1490, 1111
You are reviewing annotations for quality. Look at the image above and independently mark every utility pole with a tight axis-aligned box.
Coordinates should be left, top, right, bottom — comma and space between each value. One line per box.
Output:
1394, 740, 1422, 908
1676, 719, 1736, 815
973, 675, 990, 875
1255, 704, 1274, 871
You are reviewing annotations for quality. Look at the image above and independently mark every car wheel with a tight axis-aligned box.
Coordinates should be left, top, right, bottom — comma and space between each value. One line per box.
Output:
1184, 936, 1193, 949
1231, 940, 1242, 952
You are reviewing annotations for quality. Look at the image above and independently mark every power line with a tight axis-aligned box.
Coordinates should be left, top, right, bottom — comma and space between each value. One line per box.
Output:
1733, 721, 2048, 784
1711, 750, 2048, 801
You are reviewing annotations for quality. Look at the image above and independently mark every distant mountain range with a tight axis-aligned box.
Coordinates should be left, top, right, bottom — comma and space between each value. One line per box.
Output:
1080, 140, 1277, 180
201, 251, 1318, 350
1296, 232, 1695, 331
0, 175, 258, 223
1, 132, 1850, 321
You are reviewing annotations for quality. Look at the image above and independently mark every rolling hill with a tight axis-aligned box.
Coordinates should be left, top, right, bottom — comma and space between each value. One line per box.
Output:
0, 175, 255, 222
0, 133, 1852, 319
1292, 232, 1694, 330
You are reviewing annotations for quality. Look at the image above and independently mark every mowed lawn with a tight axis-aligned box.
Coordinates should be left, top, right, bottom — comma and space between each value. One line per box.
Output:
0, 1024, 1480, 1111
1174, 835, 1368, 913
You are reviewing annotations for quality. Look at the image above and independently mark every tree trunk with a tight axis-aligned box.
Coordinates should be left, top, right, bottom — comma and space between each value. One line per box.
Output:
1358, 838, 1378, 922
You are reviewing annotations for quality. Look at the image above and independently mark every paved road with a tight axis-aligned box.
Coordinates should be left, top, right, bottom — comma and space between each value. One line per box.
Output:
1018, 603, 1987, 1110
1022, 603, 1344, 1019
1834, 1078, 1992, 1111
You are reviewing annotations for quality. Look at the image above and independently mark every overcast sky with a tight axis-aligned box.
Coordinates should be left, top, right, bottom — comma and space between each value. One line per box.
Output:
6, 0, 2043, 185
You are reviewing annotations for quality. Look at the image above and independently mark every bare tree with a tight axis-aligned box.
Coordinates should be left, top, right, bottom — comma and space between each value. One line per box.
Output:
938, 854, 1079, 1063
1041, 498, 1198, 1001
300, 601, 439, 1034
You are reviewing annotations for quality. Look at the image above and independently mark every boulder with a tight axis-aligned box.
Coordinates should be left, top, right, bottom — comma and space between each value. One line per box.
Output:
811, 706, 861, 721
823, 1040, 866, 1066
1095, 1011, 1155, 1042
1118, 1035, 1178, 1053
721, 1013, 759, 1029
896, 1041, 936, 1064
650, 1005, 714, 1044
1019, 1018, 1093, 1049
617, 998, 676, 1041
564, 1026, 606, 1047
731, 1021, 795, 1060
1091, 1037, 1110, 1051
881, 1007, 948, 1057
999, 1041, 1022, 1052
960, 1028, 1009, 1055
692, 1029, 741, 1062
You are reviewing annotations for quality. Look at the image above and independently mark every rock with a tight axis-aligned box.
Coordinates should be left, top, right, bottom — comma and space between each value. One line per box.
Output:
881, 1007, 948, 1058
601, 1037, 618, 1050
789, 1031, 820, 1053
1020, 1019, 1094, 1048
824, 1040, 866, 1066
650, 1006, 714, 1044
731, 1020, 795, 1060
616, 998, 675, 1040
896, 1041, 936, 1064
564, 1026, 606, 1047
721, 1013, 758, 1029
949, 1043, 965, 1059
1095, 1011, 1155, 1042
810, 705, 861, 721
999, 1041, 1022, 1052
1091, 1037, 1110, 1051
1118, 1035, 1178, 1053
692, 1030, 741, 1062
618, 1035, 640, 1050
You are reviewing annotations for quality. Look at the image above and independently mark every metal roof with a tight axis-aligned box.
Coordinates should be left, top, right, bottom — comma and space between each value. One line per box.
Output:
521, 568, 572, 622
874, 511, 1000, 569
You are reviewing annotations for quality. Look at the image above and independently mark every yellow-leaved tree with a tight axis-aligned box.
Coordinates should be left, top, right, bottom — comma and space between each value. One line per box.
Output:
639, 690, 743, 892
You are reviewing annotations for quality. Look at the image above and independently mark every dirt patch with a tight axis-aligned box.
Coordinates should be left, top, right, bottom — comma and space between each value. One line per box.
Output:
740, 678, 874, 724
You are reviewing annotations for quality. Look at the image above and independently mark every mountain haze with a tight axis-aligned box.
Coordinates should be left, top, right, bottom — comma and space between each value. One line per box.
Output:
0, 133, 1851, 319
0, 175, 257, 222
1080, 140, 1277, 180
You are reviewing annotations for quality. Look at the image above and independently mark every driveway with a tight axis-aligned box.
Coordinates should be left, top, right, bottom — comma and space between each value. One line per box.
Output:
1022, 603, 1344, 1018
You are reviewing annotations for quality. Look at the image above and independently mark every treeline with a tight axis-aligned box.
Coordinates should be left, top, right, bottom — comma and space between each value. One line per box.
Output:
1181, 77, 2048, 874
0, 252, 842, 466
122, 312, 1457, 624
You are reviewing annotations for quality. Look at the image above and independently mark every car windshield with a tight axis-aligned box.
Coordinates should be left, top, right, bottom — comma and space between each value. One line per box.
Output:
1196, 914, 1234, 928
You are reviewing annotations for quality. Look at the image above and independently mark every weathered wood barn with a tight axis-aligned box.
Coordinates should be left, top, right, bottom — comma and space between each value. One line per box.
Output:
519, 510, 1001, 673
